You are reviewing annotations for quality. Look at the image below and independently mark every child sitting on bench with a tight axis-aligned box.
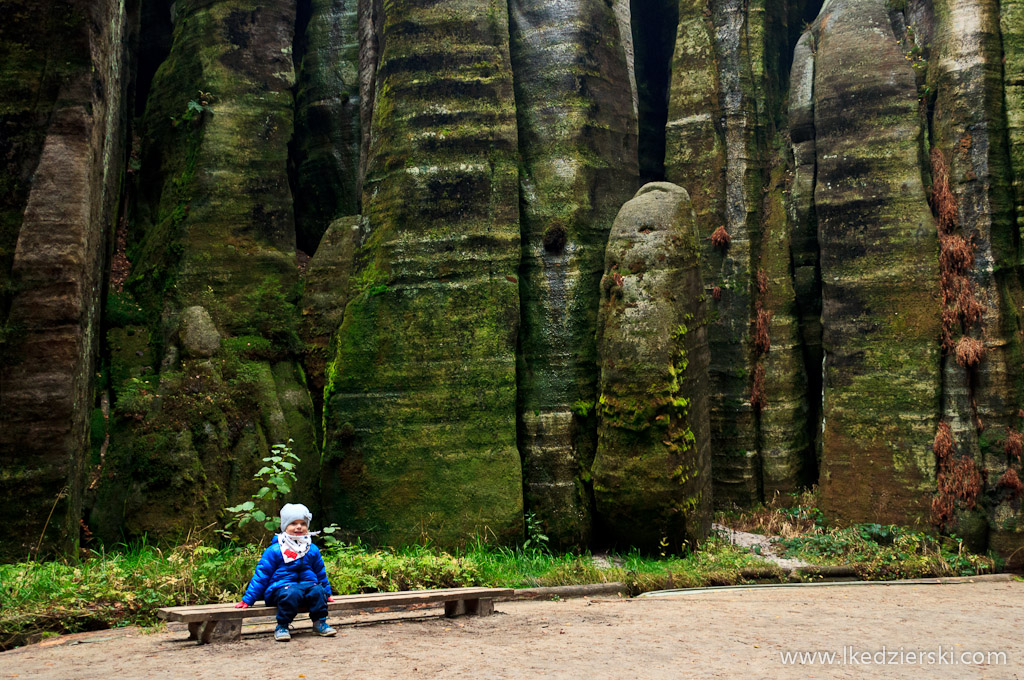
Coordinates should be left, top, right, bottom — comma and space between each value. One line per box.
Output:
235, 503, 337, 641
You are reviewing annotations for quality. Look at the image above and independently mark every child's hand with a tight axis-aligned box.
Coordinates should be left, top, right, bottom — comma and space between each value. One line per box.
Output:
234, 602, 250, 609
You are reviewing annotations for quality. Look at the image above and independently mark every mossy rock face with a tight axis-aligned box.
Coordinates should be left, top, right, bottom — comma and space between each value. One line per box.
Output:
593, 183, 712, 551
801, 0, 941, 527
129, 0, 299, 322
788, 28, 824, 475
94, 343, 318, 543
0, 0, 130, 559
509, 0, 639, 548
1002, 0, 1024, 246
760, 162, 812, 496
928, 0, 1024, 553
321, 0, 524, 548
989, 506, 1024, 570
94, 0, 321, 543
180, 306, 221, 358
300, 215, 363, 417
666, 0, 762, 508
293, 0, 361, 252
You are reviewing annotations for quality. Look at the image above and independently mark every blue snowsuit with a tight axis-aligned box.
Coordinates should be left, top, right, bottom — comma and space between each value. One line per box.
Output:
242, 539, 333, 627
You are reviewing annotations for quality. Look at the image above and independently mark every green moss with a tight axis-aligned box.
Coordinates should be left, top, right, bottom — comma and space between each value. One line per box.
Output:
221, 335, 275, 361
320, 0, 524, 548
593, 184, 711, 550
104, 290, 149, 328
88, 409, 107, 466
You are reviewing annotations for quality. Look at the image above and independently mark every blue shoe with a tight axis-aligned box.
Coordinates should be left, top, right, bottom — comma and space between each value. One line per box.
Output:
274, 625, 291, 642
312, 620, 337, 637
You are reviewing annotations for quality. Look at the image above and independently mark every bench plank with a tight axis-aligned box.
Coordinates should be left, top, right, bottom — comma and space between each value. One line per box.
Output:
158, 587, 513, 624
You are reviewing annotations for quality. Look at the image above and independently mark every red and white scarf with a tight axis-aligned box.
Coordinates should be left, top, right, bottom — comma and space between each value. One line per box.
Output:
277, 532, 315, 563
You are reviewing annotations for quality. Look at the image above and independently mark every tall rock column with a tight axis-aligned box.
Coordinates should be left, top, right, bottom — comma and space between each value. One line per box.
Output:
929, 0, 1024, 558
800, 0, 942, 526
94, 0, 319, 542
787, 30, 824, 479
999, 0, 1024, 569
322, 0, 524, 547
509, 0, 638, 547
759, 161, 812, 497
594, 183, 712, 551
667, 0, 817, 506
1003, 0, 1024, 244
664, 1, 741, 503
0, 0, 130, 558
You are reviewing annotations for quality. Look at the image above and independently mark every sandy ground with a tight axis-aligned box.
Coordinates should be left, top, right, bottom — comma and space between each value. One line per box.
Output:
4, 578, 1021, 679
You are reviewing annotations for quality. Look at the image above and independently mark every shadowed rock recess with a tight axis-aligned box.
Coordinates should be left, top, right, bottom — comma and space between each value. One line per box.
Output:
1, 0, 1023, 561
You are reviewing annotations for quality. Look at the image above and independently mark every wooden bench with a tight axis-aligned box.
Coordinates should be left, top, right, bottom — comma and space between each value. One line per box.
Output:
157, 586, 513, 644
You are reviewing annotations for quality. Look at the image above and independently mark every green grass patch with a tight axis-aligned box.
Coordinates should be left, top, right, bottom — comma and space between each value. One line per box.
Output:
2, 510, 996, 649
715, 489, 997, 581
775, 524, 995, 580
0, 535, 776, 649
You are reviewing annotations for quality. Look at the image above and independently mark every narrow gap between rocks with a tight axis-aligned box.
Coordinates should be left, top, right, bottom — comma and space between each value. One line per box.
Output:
631, 0, 678, 184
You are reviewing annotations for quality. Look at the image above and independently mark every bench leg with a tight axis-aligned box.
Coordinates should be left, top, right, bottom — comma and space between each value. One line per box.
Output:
197, 619, 242, 644
444, 598, 494, 617
187, 622, 202, 641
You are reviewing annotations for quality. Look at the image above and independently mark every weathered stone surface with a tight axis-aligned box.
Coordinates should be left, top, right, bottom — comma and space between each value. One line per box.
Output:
130, 0, 298, 315
749, 1, 816, 498
999, 0, 1024, 569
613, 0, 638, 120
664, 2, 734, 501
666, 1, 818, 508
759, 164, 812, 497
705, 0, 766, 507
509, 0, 638, 547
593, 183, 711, 551
300, 215, 363, 420
293, 0, 360, 251
95, 0, 320, 543
322, 0, 524, 547
1003, 0, 1024, 246
929, 0, 1024, 557
0, 0, 130, 558
787, 29, 824, 472
803, 0, 942, 527
357, 0, 382, 193
180, 306, 221, 358
665, 1, 723, 228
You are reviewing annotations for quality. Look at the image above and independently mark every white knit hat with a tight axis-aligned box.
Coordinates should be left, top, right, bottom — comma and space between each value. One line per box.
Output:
279, 503, 312, 532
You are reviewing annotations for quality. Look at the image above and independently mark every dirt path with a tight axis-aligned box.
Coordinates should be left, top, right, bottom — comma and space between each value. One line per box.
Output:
4, 578, 1020, 679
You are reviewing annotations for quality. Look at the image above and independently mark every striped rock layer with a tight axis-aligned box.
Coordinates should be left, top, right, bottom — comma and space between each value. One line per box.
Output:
509, 0, 638, 547
321, 0, 525, 547
0, 0, 130, 559
929, 0, 1024, 558
797, 0, 942, 526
